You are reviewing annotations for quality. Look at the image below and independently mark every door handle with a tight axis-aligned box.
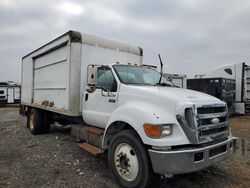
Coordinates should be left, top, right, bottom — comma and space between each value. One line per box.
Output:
109, 99, 116, 103
85, 93, 89, 101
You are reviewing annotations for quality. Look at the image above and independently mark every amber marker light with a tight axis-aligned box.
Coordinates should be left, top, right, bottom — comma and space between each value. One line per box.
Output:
144, 124, 173, 138
143, 124, 162, 138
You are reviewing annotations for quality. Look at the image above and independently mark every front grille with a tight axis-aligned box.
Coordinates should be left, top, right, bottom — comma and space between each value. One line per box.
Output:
178, 103, 230, 144
185, 108, 195, 130
197, 106, 226, 114
199, 126, 228, 137
196, 105, 229, 142
198, 116, 227, 126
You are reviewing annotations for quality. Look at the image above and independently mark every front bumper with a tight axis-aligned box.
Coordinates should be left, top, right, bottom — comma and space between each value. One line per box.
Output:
148, 137, 237, 174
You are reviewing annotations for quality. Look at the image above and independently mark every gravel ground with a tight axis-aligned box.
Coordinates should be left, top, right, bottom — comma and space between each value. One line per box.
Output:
0, 106, 250, 188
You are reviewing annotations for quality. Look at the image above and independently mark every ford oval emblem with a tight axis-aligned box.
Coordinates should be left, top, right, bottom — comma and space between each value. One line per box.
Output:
211, 117, 220, 124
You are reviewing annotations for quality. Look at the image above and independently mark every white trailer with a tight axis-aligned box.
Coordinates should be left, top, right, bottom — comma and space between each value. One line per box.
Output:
163, 73, 187, 88
0, 82, 21, 106
21, 31, 236, 188
203, 62, 250, 114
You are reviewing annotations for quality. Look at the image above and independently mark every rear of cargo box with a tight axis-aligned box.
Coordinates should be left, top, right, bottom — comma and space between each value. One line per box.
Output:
21, 31, 82, 116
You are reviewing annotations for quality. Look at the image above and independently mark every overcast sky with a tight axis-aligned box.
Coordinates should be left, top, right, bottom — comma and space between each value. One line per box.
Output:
1, 0, 250, 82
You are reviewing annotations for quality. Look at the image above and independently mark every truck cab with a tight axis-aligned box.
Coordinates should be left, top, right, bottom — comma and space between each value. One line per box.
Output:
83, 63, 236, 187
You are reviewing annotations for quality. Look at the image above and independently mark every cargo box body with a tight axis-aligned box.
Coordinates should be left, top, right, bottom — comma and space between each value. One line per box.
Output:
21, 31, 142, 116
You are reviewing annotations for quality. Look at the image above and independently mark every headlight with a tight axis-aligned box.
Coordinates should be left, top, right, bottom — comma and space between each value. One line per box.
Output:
162, 125, 172, 136
143, 124, 173, 138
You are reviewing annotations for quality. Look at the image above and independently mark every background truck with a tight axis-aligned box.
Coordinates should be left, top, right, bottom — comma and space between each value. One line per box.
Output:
0, 81, 21, 106
187, 78, 235, 115
20, 30, 236, 188
202, 62, 250, 114
163, 73, 187, 88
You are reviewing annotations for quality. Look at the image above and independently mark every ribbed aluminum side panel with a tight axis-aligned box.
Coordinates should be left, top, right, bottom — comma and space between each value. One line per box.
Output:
33, 45, 69, 110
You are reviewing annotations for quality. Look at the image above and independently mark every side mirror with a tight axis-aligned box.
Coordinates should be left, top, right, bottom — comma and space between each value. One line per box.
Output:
87, 65, 98, 87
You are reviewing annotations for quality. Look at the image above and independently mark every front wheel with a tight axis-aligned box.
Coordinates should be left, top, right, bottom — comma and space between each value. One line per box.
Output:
108, 130, 152, 188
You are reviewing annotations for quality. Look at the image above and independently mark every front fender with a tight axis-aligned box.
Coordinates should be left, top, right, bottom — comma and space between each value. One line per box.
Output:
102, 101, 189, 148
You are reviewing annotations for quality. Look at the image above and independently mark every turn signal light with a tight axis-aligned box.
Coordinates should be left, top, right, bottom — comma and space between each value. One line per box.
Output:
144, 124, 173, 138
143, 124, 162, 138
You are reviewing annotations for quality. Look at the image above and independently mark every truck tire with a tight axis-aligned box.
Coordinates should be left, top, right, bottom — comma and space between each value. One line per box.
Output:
42, 112, 51, 133
27, 108, 43, 135
108, 130, 152, 188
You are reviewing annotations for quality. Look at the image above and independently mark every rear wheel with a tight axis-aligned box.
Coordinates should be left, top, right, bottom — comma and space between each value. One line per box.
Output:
27, 108, 43, 135
108, 130, 152, 188
42, 111, 51, 133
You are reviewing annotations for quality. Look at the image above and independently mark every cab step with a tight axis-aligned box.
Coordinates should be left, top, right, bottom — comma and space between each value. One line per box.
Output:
71, 125, 104, 147
78, 143, 104, 156
84, 126, 104, 135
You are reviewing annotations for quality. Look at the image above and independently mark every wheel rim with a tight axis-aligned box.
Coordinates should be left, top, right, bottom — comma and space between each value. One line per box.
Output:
29, 113, 35, 130
114, 143, 139, 182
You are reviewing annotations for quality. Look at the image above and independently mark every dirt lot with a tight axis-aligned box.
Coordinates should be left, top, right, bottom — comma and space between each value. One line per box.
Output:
0, 106, 250, 188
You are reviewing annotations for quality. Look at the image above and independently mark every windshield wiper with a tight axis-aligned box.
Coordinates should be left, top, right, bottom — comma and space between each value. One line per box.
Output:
154, 83, 172, 87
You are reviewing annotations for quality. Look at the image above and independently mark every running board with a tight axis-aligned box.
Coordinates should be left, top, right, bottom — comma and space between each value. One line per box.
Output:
84, 126, 104, 135
71, 125, 104, 147
78, 143, 104, 156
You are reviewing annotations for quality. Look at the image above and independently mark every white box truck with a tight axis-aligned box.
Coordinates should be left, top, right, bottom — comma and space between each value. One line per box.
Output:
20, 31, 236, 188
163, 73, 187, 88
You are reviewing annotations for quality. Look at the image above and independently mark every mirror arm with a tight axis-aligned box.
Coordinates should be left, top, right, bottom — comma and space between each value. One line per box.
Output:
101, 87, 108, 92
86, 87, 96, 93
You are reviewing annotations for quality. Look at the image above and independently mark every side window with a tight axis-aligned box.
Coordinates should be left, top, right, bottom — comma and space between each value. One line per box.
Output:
97, 67, 117, 92
0, 90, 4, 95
224, 68, 232, 75
119, 72, 137, 84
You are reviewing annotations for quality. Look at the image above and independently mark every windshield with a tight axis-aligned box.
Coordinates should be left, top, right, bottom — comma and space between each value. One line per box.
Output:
113, 65, 173, 86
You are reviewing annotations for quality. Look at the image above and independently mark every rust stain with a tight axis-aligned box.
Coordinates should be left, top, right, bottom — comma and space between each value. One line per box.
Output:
41, 100, 54, 107
49, 101, 54, 107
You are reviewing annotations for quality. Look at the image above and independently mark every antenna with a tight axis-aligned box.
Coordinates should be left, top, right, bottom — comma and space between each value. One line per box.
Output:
158, 54, 163, 84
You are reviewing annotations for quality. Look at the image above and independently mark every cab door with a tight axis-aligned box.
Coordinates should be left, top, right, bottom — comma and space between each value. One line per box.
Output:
82, 66, 118, 128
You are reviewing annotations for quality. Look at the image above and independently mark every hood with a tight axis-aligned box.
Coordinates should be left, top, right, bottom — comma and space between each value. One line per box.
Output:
121, 85, 223, 106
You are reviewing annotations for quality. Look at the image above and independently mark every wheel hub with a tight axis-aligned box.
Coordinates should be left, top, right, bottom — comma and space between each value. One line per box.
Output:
116, 152, 130, 174
114, 143, 139, 181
